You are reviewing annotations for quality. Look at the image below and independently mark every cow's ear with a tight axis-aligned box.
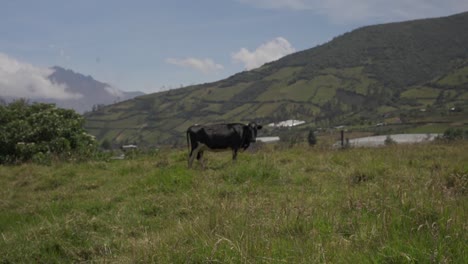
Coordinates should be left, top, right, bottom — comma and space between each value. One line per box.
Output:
257, 125, 262, 130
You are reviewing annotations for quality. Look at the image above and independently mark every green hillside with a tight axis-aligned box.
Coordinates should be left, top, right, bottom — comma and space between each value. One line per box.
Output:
85, 12, 468, 146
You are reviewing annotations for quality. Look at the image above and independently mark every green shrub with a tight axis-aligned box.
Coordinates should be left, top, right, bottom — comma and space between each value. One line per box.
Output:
0, 100, 97, 163
307, 130, 317, 146
442, 128, 466, 141
384, 135, 397, 145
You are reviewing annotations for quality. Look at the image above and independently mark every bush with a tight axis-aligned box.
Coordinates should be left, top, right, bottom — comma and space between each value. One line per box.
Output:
384, 135, 397, 145
0, 100, 97, 163
307, 130, 317, 146
100, 139, 112, 150
442, 128, 466, 141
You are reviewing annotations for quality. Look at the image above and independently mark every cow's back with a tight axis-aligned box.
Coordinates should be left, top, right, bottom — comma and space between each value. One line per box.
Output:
187, 123, 244, 150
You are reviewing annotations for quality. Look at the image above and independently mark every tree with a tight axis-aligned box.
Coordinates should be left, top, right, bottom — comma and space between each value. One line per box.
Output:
0, 100, 97, 163
307, 130, 317, 146
101, 139, 112, 150
442, 128, 465, 141
384, 135, 396, 145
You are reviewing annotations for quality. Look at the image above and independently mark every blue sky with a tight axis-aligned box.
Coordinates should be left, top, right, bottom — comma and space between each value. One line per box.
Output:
1, 0, 467, 98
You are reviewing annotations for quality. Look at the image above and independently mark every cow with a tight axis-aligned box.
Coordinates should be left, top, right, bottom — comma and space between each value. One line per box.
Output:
186, 122, 262, 168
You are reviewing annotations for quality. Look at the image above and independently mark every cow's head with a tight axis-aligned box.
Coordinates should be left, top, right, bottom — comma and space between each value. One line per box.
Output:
243, 122, 262, 146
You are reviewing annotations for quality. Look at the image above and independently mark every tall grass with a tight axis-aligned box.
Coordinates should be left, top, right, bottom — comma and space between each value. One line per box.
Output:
0, 142, 467, 263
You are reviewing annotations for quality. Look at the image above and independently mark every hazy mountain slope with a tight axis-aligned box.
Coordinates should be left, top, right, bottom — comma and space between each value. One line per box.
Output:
84, 12, 468, 146
46, 66, 145, 113
1, 67, 145, 113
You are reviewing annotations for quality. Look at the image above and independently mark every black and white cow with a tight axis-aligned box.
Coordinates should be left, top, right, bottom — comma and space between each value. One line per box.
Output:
186, 122, 262, 168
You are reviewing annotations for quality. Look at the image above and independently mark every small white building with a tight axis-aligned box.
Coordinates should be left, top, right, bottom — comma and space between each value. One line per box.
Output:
256, 136, 280, 143
121, 144, 138, 150
268, 119, 305, 128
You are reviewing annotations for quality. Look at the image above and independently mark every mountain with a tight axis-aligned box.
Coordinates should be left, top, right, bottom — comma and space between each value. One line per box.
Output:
1, 66, 145, 113
84, 12, 468, 146
45, 66, 145, 113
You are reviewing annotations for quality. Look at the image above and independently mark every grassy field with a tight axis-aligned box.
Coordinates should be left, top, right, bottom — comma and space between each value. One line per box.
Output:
1, 142, 467, 263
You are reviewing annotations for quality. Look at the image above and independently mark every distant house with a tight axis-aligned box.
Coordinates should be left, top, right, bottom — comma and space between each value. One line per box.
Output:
268, 119, 305, 128
121, 144, 138, 151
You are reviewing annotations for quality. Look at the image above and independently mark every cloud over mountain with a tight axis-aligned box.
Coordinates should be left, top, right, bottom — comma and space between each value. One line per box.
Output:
0, 53, 82, 100
232, 37, 295, 70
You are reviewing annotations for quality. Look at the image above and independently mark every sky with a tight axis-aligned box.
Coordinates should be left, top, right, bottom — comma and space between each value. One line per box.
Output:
1, 0, 468, 99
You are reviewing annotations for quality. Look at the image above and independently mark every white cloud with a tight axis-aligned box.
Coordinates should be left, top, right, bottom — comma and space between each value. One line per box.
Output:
166, 57, 224, 74
104, 86, 124, 98
0, 53, 82, 100
232, 37, 296, 70
238, 0, 468, 23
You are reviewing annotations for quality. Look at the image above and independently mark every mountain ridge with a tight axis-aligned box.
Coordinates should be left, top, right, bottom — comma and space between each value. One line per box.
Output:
1, 66, 145, 114
48, 66, 145, 113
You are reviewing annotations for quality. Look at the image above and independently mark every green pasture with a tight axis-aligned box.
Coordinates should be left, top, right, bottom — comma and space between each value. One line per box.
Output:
1, 142, 467, 263
437, 66, 468, 86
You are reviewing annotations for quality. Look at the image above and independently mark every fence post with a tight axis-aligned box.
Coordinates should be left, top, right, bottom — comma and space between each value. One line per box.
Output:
341, 130, 344, 148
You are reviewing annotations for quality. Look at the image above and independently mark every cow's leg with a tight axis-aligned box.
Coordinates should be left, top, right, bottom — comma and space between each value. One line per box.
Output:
188, 150, 195, 168
197, 151, 205, 169
232, 148, 238, 163
188, 144, 198, 168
